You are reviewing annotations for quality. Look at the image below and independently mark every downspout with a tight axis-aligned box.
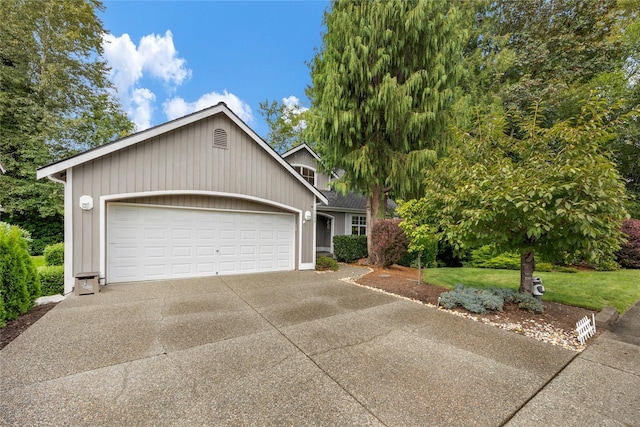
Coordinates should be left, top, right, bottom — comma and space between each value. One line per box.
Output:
47, 169, 74, 295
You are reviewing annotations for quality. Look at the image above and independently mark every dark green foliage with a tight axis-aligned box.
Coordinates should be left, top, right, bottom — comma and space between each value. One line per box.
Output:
333, 235, 368, 263
315, 256, 339, 272
44, 242, 64, 266
6, 214, 64, 255
0, 223, 41, 325
37, 265, 65, 296
617, 219, 640, 269
439, 284, 543, 314
371, 220, 409, 268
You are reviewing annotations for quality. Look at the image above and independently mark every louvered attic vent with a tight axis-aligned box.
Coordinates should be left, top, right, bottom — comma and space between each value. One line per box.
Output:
213, 128, 228, 149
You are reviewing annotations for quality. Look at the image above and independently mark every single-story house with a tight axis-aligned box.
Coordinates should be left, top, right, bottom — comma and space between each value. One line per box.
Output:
37, 103, 329, 294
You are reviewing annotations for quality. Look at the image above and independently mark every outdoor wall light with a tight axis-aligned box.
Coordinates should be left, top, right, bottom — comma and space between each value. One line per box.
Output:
79, 195, 93, 211
304, 210, 312, 221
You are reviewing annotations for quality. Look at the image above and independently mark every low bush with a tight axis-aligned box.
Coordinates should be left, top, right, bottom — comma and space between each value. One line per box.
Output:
535, 262, 553, 272
333, 235, 368, 263
37, 265, 65, 296
596, 259, 620, 271
44, 242, 64, 266
439, 284, 543, 314
554, 266, 579, 273
617, 218, 640, 269
471, 246, 520, 270
315, 256, 339, 271
371, 219, 408, 268
0, 223, 41, 326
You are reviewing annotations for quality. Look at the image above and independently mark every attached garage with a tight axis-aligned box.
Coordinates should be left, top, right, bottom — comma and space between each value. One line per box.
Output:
107, 204, 295, 283
36, 103, 328, 294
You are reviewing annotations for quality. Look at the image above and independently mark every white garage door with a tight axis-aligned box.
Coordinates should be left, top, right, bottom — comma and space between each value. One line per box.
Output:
107, 204, 295, 283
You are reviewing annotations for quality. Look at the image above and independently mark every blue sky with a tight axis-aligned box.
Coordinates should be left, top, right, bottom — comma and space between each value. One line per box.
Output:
99, 0, 329, 137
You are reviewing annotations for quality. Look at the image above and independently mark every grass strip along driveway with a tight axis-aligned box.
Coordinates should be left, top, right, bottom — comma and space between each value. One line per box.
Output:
424, 267, 640, 313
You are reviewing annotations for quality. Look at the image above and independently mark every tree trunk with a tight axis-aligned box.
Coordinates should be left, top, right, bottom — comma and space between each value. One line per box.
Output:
366, 185, 383, 264
519, 251, 535, 294
417, 251, 422, 285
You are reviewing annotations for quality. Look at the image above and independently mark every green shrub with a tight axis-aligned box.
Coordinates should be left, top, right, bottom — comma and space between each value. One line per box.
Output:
535, 262, 553, 272
371, 219, 409, 268
398, 239, 438, 269
44, 242, 64, 266
37, 265, 65, 296
471, 246, 520, 270
555, 266, 579, 273
439, 284, 543, 314
596, 259, 620, 271
333, 235, 368, 263
0, 223, 41, 326
316, 256, 339, 271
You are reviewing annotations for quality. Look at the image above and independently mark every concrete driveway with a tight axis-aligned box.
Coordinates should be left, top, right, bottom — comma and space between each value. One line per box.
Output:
1, 266, 575, 426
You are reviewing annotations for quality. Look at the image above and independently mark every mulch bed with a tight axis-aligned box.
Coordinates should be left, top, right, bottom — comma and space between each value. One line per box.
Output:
356, 264, 597, 335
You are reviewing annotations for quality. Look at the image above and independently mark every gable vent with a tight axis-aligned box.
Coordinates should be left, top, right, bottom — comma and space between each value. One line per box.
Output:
213, 128, 228, 149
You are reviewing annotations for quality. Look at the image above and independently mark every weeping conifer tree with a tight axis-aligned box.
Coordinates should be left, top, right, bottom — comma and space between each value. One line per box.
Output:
307, 0, 465, 263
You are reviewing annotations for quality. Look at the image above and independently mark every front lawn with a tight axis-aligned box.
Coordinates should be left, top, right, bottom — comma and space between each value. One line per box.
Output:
424, 267, 640, 313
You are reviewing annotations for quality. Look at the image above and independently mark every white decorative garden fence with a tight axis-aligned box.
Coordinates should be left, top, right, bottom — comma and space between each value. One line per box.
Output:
576, 314, 597, 345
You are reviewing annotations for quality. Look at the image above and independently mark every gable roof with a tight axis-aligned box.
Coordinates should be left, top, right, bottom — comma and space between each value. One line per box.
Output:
36, 103, 328, 205
282, 143, 339, 179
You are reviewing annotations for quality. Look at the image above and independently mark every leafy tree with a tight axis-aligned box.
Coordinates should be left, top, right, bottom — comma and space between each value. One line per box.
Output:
258, 98, 311, 153
396, 198, 438, 284
417, 99, 629, 294
0, 0, 133, 220
307, 0, 465, 262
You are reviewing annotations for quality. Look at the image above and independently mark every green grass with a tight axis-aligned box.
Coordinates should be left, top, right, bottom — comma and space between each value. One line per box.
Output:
31, 255, 45, 268
424, 267, 640, 313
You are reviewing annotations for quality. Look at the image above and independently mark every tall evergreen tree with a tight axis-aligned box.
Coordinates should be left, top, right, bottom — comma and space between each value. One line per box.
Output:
0, 0, 132, 246
307, 0, 465, 262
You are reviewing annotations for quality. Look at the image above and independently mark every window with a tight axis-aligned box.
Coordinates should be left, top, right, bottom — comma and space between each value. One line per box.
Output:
293, 166, 315, 186
351, 215, 367, 235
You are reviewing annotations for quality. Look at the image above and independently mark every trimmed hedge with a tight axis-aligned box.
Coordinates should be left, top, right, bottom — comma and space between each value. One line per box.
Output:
333, 235, 368, 263
0, 223, 41, 326
44, 242, 64, 266
37, 265, 65, 296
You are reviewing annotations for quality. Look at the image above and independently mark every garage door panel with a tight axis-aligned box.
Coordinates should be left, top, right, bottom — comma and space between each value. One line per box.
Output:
108, 205, 294, 283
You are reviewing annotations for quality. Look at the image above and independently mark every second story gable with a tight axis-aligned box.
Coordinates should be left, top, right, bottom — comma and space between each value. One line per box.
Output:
281, 144, 334, 191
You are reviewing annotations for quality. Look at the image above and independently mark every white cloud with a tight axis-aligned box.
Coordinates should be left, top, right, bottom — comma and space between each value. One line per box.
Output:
138, 31, 191, 86
130, 88, 156, 130
282, 95, 308, 130
102, 30, 192, 130
163, 90, 253, 123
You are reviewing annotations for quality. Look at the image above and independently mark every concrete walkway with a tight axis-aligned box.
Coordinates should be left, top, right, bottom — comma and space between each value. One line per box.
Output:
0, 266, 621, 426
506, 300, 640, 426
